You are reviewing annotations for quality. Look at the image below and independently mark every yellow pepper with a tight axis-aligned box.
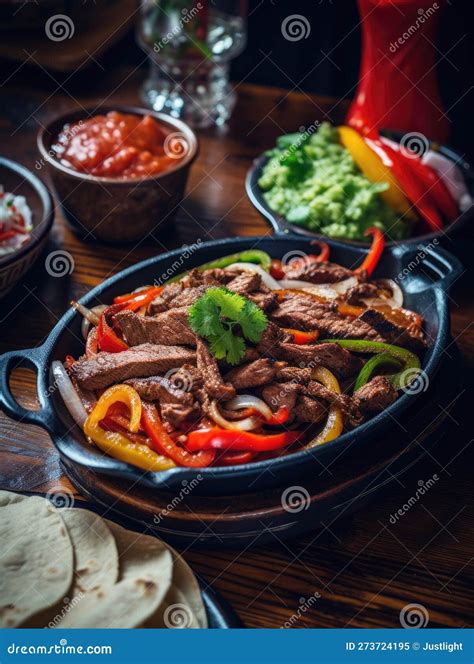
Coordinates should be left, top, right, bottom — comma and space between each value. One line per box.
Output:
84, 384, 176, 472
307, 367, 344, 447
337, 126, 416, 221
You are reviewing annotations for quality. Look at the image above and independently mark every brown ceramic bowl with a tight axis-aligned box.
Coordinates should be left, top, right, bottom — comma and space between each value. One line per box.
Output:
0, 157, 54, 299
37, 106, 199, 243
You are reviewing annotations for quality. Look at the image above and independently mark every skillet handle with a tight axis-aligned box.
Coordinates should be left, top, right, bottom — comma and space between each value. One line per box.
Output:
0, 346, 55, 431
397, 244, 463, 293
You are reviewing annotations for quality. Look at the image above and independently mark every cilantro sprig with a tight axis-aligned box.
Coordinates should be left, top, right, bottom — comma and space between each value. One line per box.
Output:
188, 287, 268, 365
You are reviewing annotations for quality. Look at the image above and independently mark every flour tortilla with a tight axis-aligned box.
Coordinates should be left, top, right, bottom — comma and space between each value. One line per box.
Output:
0, 494, 73, 627
166, 546, 207, 628
25, 508, 119, 627
55, 520, 173, 628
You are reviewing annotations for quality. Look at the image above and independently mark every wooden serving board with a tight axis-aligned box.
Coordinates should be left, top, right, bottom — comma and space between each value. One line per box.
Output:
60, 349, 462, 548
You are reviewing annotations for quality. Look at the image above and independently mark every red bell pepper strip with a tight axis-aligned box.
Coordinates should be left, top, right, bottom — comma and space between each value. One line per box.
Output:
216, 450, 256, 466
395, 151, 458, 222
283, 328, 319, 345
0, 230, 17, 242
186, 427, 300, 452
354, 227, 385, 276
270, 259, 286, 280
368, 138, 443, 232
97, 306, 129, 353
113, 286, 163, 308
141, 402, 215, 467
266, 406, 290, 426
309, 240, 330, 262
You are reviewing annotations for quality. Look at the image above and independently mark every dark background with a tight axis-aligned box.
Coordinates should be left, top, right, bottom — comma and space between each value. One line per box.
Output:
0, 0, 473, 158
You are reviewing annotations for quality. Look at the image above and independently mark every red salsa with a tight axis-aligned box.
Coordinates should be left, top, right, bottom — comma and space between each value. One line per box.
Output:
52, 111, 184, 179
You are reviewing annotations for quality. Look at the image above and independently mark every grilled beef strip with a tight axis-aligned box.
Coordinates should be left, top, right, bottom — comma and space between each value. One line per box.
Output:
125, 375, 198, 427
284, 260, 357, 284
73, 343, 196, 391
344, 282, 380, 306
261, 381, 300, 413
115, 308, 196, 347
196, 338, 236, 401
271, 293, 384, 342
358, 308, 426, 351
293, 395, 327, 423
225, 272, 261, 295
224, 358, 278, 389
274, 342, 362, 379
147, 282, 184, 315
305, 381, 363, 428
352, 375, 398, 414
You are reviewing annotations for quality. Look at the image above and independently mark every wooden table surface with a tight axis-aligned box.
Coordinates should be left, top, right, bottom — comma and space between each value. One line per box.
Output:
0, 67, 473, 629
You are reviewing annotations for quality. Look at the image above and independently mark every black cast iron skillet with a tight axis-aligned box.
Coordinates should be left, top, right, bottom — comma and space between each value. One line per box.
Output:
0, 236, 462, 495
246, 132, 474, 247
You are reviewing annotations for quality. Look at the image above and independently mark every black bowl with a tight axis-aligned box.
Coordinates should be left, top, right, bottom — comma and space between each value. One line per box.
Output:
0, 236, 462, 495
246, 132, 474, 247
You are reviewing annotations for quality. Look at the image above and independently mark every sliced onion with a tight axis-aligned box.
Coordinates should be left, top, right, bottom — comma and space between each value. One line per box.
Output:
226, 394, 273, 421
76, 304, 107, 340
377, 279, 403, 307
224, 262, 281, 290
52, 360, 88, 427
208, 399, 261, 431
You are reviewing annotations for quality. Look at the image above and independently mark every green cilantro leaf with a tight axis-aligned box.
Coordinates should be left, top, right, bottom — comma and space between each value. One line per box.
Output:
188, 286, 268, 365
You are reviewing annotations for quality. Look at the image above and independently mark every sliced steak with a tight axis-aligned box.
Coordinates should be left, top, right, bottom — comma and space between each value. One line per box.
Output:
294, 395, 326, 423
73, 343, 196, 390
345, 282, 379, 306
358, 308, 426, 351
275, 342, 362, 379
147, 282, 183, 315
261, 381, 300, 412
285, 260, 354, 284
224, 358, 277, 389
352, 376, 398, 414
115, 308, 195, 347
305, 381, 363, 428
256, 321, 287, 356
125, 375, 193, 405
276, 366, 312, 384
271, 294, 383, 341
196, 338, 236, 401
249, 291, 278, 312
226, 271, 262, 295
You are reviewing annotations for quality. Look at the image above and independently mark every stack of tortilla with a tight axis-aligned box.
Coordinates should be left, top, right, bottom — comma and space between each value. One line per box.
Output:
0, 490, 207, 628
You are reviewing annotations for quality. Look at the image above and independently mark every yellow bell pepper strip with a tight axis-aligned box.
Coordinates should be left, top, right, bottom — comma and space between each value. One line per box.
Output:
306, 367, 344, 447
320, 339, 421, 390
337, 125, 416, 221
83, 385, 175, 471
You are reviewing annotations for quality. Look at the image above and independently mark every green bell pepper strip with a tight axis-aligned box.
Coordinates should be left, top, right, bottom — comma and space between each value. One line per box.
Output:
169, 250, 272, 283
353, 353, 402, 391
320, 339, 421, 390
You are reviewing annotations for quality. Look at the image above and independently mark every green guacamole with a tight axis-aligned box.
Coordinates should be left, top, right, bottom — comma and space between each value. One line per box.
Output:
258, 122, 410, 241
